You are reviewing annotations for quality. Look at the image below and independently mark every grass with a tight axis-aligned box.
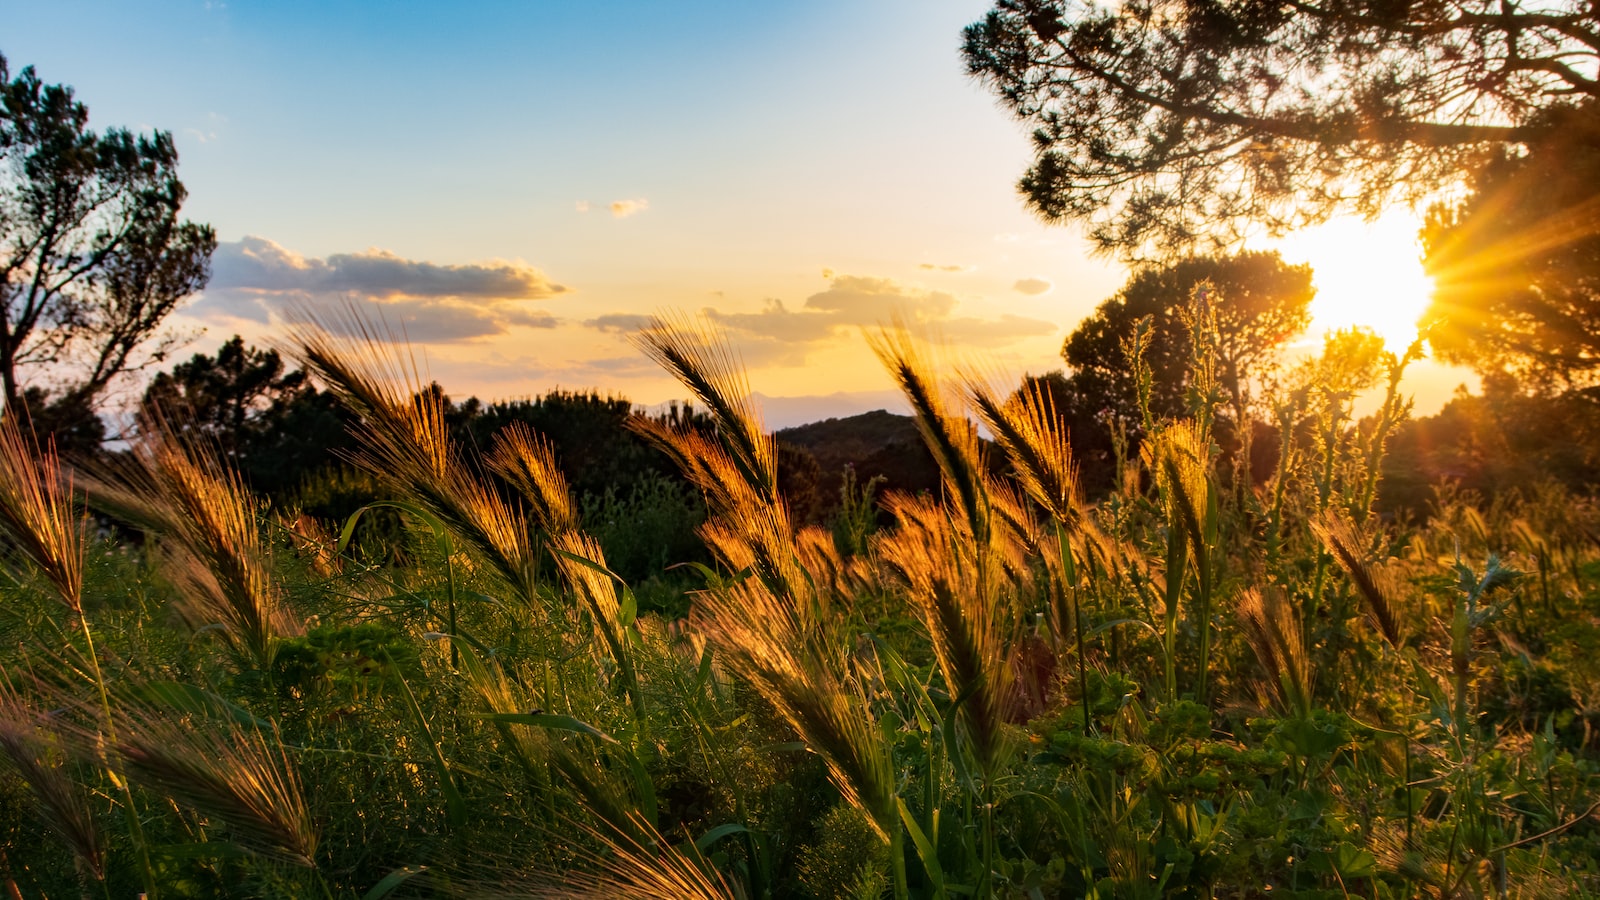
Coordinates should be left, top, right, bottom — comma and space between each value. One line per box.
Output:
0, 300, 1595, 898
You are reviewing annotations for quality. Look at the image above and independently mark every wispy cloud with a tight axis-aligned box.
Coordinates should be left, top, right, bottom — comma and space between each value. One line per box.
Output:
192, 236, 567, 342
183, 112, 227, 145
575, 200, 591, 213
919, 262, 973, 273
610, 198, 649, 218
1012, 277, 1052, 296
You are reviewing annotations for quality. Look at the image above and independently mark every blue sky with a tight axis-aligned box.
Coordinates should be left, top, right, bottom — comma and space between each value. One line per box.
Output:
5, 1, 1467, 424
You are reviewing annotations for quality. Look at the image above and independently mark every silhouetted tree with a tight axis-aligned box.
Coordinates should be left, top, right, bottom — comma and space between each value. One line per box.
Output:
1062, 251, 1313, 435
143, 336, 305, 458
1, 54, 214, 436
1382, 372, 1600, 513
1423, 102, 1600, 392
777, 441, 826, 526
140, 336, 356, 497
777, 410, 945, 513
455, 391, 699, 499
963, 0, 1597, 259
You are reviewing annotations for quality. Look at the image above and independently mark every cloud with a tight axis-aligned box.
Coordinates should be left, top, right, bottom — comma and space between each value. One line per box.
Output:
183, 112, 227, 145
582, 274, 1056, 366
610, 198, 649, 218
705, 298, 838, 344
193, 236, 567, 342
575, 200, 591, 213
502, 308, 560, 329
209, 236, 566, 299
584, 313, 654, 334
919, 263, 973, 273
800, 275, 957, 325
1013, 277, 1053, 296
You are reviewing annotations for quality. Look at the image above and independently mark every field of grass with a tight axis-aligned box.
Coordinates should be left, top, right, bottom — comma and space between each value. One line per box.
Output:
0, 307, 1596, 898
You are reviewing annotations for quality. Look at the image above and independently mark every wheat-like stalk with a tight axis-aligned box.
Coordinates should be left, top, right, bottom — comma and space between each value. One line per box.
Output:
1315, 511, 1404, 647
487, 423, 579, 536
0, 674, 103, 879
1237, 587, 1312, 716
694, 577, 897, 842
0, 417, 85, 615
875, 509, 1015, 770
84, 425, 300, 667
628, 326, 811, 605
102, 705, 318, 867
631, 314, 777, 505
871, 327, 990, 549
467, 813, 737, 900
291, 318, 543, 606
1144, 421, 1209, 554
967, 375, 1086, 531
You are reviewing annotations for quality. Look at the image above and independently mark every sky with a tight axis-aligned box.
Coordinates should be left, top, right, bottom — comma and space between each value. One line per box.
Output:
4, 1, 1475, 428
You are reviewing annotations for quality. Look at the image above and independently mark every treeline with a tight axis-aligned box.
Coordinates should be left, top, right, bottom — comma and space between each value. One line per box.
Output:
128, 316, 1600, 589
129, 337, 943, 610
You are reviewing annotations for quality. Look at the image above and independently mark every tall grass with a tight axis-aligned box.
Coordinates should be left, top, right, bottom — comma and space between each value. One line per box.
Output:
0, 299, 1594, 898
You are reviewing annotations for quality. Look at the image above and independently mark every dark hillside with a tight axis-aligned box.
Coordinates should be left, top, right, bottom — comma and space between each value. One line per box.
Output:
777, 410, 942, 509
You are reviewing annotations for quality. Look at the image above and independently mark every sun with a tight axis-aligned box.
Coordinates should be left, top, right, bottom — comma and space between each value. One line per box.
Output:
1268, 213, 1436, 351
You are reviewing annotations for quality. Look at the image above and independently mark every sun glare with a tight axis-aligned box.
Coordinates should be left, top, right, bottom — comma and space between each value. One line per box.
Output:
1269, 214, 1435, 351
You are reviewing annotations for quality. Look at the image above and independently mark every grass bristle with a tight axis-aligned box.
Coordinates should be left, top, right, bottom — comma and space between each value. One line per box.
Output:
106, 705, 317, 867
290, 315, 544, 605
0, 674, 103, 879
1237, 587, 1312, 716
870, 327, 990, 548
85, 425, 299, 666
469, 814, 736, 899
631, 314, 777, 504
0, 417, 86, 615
692, 577, 897, 842
967, 374, 1085, 530
876, 504, 1015, 769
489, 423, 580, 536
1315, 512, 1404, 647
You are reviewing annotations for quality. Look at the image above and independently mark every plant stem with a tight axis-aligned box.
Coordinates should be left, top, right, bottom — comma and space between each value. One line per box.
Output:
76, 616, 157, 900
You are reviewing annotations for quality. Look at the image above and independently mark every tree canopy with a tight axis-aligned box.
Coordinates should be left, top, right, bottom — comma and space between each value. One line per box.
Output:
963, 0, 1599, 259
1062, 250, 1313, 427
1422, 101, 1600, 390
0, 54, 214, 433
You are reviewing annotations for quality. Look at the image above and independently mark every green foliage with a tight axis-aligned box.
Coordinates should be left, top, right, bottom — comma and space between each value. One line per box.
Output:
830, 465, 885, 558
795, 805, 892, 899
579, 471, 708, 615
1383, 375, 1600, 514
0, 303, 1597, 899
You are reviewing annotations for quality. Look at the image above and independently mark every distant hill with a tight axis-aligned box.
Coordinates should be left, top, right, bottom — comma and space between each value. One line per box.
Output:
752, 390, 910, 431
777, 410, 941, 511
